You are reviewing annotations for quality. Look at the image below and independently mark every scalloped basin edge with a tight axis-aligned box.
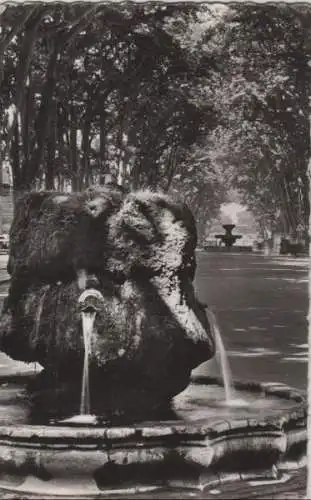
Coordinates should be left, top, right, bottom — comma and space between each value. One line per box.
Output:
0, 375, 307, 497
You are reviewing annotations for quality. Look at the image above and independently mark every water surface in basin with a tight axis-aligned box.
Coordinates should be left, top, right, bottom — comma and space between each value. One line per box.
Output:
0, 380, 298, 427
173, 383, 297, 423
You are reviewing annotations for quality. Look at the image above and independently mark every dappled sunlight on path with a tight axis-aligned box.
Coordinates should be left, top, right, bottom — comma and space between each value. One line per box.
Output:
194, 253, 308, 390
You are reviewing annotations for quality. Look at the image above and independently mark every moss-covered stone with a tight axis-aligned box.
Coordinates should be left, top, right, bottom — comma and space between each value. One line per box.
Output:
0, 187, 215, 415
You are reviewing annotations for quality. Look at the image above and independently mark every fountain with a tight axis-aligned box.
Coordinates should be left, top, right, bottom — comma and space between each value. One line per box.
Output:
0, 187, 306, 497
215, 224, 242, 248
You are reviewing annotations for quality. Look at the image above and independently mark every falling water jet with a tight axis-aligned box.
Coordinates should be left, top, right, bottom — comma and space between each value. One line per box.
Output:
59, 289, 105, 426
80, 309, 95, 416
77, 288, 105, 417
60, 309, 98, 426
205, 308, 248, 407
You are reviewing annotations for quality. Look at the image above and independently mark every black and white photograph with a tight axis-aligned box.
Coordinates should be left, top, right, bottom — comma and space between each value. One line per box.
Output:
0, 1, 308, 498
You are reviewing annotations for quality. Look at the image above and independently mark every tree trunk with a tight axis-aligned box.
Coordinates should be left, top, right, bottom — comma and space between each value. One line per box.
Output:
22, 43, 59, 190
131, 157, 142, 190
11, 122, 22, 205
307, 112, 311, 259
0, 5, 38, 86
45, 99, 57, 190
165, 143, 179, 191
56, 106, 69, 187
70, 104, 79, 191
116, 115, 131, 186
99, 111, 107, 173
21, 72, 34, 167
81, 115, 91, 189
14, 5, 101, 192
2, 9, 46, 182
64, 4, 104, 48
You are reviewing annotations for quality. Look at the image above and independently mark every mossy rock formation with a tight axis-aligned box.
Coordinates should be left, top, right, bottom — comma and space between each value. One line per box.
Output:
0, 186, 215, 417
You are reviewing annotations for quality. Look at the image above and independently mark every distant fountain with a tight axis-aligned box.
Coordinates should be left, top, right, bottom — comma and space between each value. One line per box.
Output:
215, 224, 242, 248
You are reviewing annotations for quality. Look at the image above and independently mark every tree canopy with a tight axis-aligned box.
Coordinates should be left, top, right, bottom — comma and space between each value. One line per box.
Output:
208, 4, 310, 238
0, 2, 310, 242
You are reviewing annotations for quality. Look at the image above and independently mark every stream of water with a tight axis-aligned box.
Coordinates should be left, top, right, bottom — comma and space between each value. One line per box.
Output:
80, 310, 96, 415
205, 308, 236, 403
80, 306, 241, 415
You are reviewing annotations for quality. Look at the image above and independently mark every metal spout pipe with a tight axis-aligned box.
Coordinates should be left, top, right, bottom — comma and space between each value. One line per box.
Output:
78, 288, 104, 313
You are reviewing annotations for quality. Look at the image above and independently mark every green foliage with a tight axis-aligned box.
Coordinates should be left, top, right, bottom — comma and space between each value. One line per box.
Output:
208, 4, 310, 238
0, 3, 219, 192
0, 3, 310, 242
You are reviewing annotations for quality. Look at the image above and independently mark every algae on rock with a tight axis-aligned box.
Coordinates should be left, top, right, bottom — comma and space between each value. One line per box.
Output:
0, 186, 215, 415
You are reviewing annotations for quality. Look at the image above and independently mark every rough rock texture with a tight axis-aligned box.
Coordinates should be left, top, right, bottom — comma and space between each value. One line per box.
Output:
0, 186, 215, 417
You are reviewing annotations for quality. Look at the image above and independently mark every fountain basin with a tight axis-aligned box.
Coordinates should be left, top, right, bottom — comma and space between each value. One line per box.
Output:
0, 372, 306, 497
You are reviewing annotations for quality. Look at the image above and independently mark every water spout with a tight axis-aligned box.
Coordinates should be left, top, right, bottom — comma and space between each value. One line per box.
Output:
78, 289, 104, 415
78, 288, 105, 313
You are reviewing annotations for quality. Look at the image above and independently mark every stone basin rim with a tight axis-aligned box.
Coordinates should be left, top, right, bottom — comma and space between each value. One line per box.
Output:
191, 375, 306, 403
0, 374, 306, 441
0, 374, 306, 498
